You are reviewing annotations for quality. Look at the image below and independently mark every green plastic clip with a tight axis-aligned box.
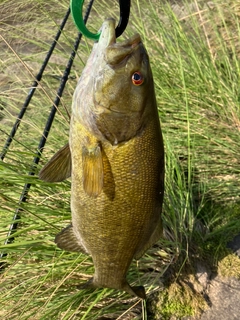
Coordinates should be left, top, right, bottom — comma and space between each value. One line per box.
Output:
70, 0, 101, 41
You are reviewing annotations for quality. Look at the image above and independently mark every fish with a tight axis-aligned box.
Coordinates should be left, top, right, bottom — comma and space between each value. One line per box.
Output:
39, 18, 164, 299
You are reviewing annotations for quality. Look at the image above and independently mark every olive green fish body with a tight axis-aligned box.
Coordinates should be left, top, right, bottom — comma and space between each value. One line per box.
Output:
40, 18, 164, 299
70, 114, 163, 294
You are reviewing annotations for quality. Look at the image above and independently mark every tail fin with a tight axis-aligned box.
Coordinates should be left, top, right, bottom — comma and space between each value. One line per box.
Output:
77, 277, 146, 299
123, 283, 146, 299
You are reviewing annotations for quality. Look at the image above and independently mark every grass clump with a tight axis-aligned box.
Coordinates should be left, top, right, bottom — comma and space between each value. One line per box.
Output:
148, 279, 208, 319
0, 0, 240, 319
218, 252, 240, 279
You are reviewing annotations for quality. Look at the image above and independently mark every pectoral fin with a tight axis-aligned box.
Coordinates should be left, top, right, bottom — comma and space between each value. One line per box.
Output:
55, 224, 88, 253
82, 144, 103, 197
39, 143, 71, 182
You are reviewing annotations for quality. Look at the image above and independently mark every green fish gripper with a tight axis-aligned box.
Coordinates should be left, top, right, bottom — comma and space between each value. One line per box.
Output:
70, 0, 101, 41
70, 0, 131, 41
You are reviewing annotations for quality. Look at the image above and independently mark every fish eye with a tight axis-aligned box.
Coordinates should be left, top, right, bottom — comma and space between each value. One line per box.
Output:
131, 72, 144, 86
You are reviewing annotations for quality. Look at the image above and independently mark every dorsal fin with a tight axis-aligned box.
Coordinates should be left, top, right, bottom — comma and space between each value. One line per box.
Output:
39, 143, 71, 182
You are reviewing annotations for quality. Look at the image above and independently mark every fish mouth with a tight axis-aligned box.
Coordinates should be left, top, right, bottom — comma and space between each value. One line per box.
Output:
99, 18, 141, 65
99, 18, 117, 47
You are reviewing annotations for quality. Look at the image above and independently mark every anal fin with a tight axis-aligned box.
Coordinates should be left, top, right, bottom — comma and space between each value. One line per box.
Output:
55, 224, 87, 253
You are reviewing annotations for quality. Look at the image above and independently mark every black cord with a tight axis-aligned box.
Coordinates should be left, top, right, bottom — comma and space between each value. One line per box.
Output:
116, 0, 131, 38
0, 8, 71, 160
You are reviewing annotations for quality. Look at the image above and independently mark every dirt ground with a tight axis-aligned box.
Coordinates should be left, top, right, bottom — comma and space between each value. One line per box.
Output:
198, 276, 240, 320
200, 236, 240, 320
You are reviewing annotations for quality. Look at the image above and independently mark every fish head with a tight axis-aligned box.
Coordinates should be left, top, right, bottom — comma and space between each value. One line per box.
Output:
73, 18, 156, 145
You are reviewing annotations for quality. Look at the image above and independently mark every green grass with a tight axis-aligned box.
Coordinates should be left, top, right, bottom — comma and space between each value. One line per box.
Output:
0, 0, 240, 318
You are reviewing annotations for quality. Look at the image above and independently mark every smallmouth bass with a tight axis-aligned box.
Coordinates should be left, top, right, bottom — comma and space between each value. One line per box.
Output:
40, 18, 164, 299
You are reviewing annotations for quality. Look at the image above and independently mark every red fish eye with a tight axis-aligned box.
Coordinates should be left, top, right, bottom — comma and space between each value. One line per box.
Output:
132, 72, 144, 86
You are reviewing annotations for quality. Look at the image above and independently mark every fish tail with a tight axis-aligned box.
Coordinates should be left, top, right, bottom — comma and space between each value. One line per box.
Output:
77, 277, 146, 299
77, 277, 95, 290
123, 283, 146, 300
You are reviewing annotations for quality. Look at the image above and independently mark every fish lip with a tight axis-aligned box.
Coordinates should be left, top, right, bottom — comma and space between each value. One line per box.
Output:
99, 18, 116, 47
99, 18, 141, 50
102, 22, 142, 66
